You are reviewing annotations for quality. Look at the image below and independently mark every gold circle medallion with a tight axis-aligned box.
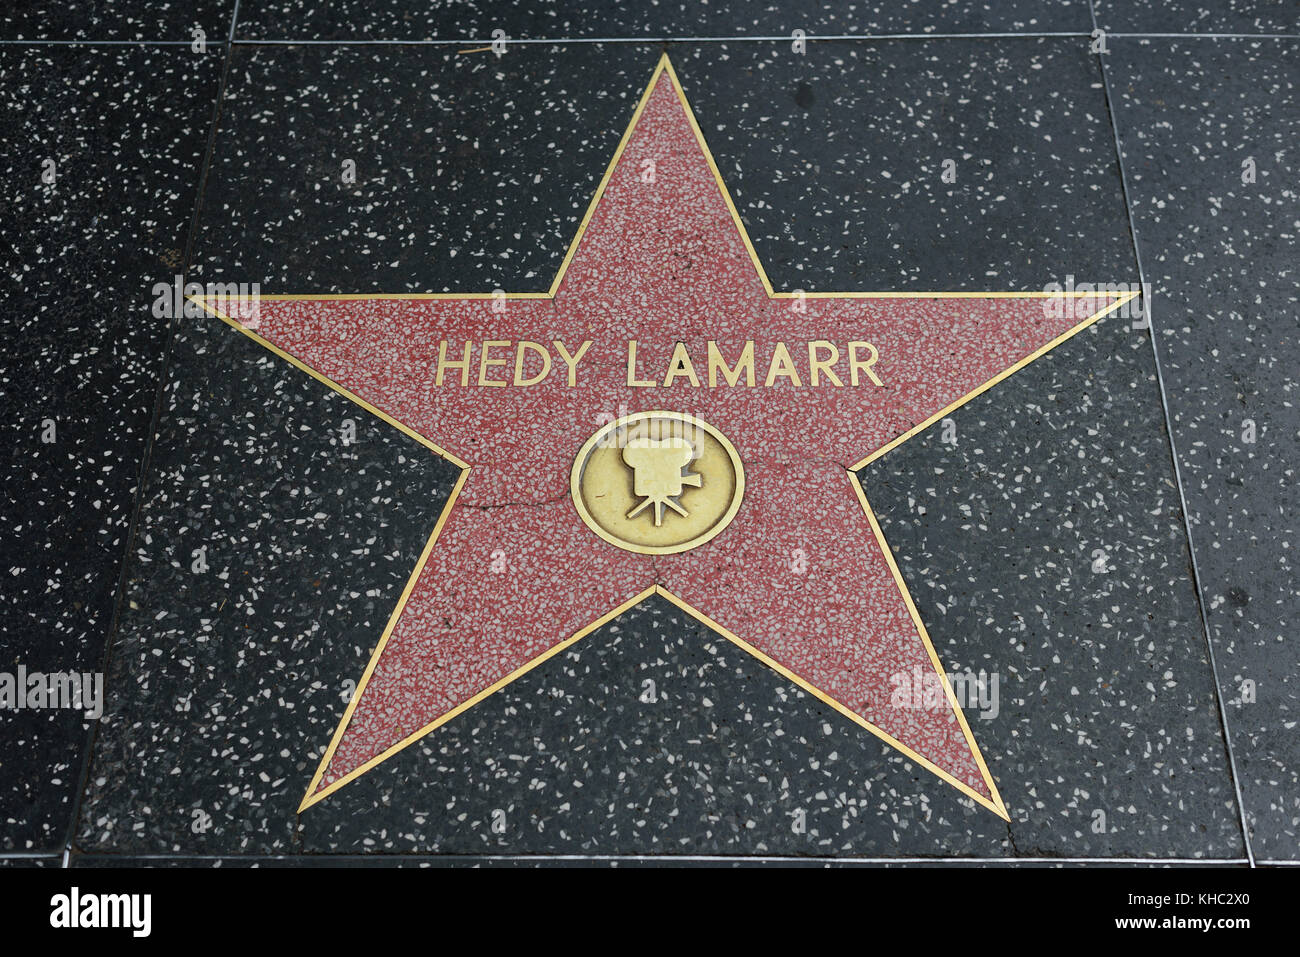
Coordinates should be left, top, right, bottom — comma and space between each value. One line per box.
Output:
570, 411, 745, 555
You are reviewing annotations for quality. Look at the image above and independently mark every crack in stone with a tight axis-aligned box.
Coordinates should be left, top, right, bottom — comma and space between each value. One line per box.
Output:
469, 493, 572, 511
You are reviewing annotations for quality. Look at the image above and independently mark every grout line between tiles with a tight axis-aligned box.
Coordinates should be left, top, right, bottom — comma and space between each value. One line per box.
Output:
56, 852, 1254, 865
1089, 0, 1257, 868
2, 33, 1297, 48
56, 4, 244, 869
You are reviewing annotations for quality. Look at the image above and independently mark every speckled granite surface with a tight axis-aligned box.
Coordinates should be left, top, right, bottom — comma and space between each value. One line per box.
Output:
1094, 1, 1299, 35
232, 1, 1095, 42
0, 45, 222, 852
1107, 37, 1299, 860
1, 5, 1293, 866
1, 1, 236, 41
191, 41, 1135, 293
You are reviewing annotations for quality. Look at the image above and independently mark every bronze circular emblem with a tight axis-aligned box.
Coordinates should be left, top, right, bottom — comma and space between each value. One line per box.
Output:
570, 411, 745, 555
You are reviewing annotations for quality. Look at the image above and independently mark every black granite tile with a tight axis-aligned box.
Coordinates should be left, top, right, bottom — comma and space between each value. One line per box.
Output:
73, 314, 462, 855
233, 1, 1093, 42
193, 40, 1133, 294
1094, 1, 1300, 35
294, 594, 1010, 856
0, 46, 221, 853
189, 43, 651, 292
80, 547, 1011, 854
1106, 37, 1299, 859
858, 311, 1246, 859
670, 39, 1135, 291
0, 0, 236, 41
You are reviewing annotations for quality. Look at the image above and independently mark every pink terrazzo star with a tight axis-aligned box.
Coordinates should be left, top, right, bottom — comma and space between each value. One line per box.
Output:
206, 57, 1132, 818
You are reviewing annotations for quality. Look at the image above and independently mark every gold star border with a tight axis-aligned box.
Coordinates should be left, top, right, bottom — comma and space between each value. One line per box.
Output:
193, 54, 1140, 820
